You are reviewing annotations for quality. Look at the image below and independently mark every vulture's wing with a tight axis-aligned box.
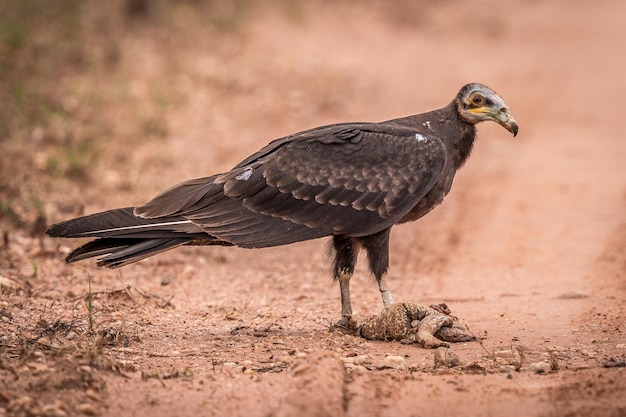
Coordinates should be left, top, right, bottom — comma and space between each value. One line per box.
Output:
136, 124, 447, 247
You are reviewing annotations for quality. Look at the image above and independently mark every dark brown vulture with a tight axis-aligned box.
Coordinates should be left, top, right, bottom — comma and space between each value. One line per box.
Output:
47, 83, 518, 323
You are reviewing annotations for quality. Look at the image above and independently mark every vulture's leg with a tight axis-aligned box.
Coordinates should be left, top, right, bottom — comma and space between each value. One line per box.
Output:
361, 229, 394, 307
332, 236, 360, 323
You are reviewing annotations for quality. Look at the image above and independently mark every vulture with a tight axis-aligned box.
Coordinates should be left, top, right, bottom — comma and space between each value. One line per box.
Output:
47, 83, 518, 323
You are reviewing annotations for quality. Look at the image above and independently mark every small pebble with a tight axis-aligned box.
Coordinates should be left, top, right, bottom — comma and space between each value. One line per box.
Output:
35, 337, 60, 349
78, 366, 93, 374
529, 362, 550, 374
494, 349, 516, 361
380, 355, 407, 370
85, 389, 101, 402
40, 404, 67, 417
342, 355, 371, 366
75, 403, 97, 416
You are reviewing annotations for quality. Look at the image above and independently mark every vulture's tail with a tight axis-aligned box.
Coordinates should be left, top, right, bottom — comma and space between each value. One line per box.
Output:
46, 207, 221, 268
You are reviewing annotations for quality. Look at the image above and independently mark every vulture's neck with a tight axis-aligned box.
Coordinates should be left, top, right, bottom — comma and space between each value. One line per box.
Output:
391, 103, 477, 169
433, 103, 476, 170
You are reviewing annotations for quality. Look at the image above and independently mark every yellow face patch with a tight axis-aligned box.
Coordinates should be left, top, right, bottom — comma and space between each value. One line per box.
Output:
467, 106, 491, 116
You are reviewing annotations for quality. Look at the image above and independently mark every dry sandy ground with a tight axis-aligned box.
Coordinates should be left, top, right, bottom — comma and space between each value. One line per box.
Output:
1, 1, 625, 416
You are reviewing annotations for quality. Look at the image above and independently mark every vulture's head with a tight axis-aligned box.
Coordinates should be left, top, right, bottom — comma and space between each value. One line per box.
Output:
456, 83, 518, 137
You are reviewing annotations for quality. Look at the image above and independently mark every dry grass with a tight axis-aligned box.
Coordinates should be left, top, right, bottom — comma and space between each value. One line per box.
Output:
0, 274, 158, 414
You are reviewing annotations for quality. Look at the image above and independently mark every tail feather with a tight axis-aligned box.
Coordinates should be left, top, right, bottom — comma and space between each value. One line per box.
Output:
65, 238, 138, 263
47, 207, 225, 268
66, 237, 193, 268
46, 207, 203, 239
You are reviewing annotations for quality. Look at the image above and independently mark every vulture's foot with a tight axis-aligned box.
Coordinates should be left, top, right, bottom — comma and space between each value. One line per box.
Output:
354, 302, 475, 349
333, 315, 360, 333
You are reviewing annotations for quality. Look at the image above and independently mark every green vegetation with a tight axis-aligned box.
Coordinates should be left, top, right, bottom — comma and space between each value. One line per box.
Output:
0, 0, 300, 229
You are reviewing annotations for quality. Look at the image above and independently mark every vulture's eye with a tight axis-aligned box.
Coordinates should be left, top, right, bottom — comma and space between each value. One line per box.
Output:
471, 94, 483, 106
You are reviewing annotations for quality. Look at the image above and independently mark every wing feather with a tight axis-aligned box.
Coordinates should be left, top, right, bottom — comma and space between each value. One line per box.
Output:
220, 130, 447, 236
135, 176, 223, 218
133, 123, 447, 246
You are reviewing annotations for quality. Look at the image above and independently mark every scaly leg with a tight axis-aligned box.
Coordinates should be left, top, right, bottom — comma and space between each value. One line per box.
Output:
361, 229, 394, 308
377, 273, 394, 307
338, 271, 353, 319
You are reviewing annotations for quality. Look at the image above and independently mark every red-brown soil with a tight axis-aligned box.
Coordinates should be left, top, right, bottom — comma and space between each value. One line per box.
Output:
1, 1, 624, 416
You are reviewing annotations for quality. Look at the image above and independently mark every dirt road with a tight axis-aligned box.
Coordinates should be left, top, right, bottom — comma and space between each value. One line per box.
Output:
1, 1, 624, 416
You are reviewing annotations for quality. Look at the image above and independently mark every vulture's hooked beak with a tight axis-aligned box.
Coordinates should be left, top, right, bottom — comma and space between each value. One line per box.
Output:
487, 95, 518, 137
497, 109, 518, 137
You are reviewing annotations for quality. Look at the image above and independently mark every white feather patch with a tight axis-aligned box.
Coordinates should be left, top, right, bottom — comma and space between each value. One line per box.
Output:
415, 133, 428, 143
235, 167, 254, 181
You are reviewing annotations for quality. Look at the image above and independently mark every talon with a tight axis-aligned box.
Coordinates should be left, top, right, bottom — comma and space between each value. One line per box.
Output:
334, 315, 358, 332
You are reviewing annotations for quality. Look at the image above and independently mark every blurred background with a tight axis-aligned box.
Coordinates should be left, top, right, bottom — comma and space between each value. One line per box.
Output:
0, 2, 625, 415
0, 0, 624, 295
